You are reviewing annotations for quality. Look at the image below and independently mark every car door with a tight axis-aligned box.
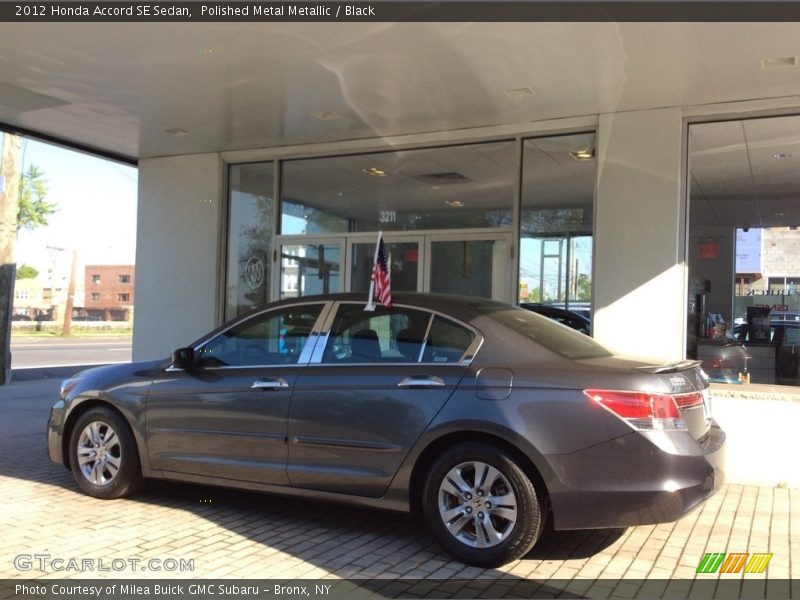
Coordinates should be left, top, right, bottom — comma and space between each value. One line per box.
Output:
145, 302, 328, 485
286, 302, 479, 497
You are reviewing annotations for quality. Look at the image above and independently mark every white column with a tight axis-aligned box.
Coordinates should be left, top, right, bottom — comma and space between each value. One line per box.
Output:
593, 108, 686, 362
133, 153, 223, 361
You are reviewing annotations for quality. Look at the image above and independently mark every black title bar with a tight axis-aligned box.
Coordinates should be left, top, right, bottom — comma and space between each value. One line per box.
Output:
5, 1, 800, 22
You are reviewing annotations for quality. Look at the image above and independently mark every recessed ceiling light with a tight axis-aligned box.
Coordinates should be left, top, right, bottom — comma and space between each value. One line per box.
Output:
445, 200, 465, 208
164, 128, 189, 137
311, 110, 341, 121
773, 153, 793, 159
363, 167, 387, 177
569, 149, 595, 161
761, 56, 798, 70
502, 86, 535, 98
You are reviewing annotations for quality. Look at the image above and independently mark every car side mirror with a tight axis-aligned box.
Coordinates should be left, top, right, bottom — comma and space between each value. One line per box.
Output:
171, 347, 197, 371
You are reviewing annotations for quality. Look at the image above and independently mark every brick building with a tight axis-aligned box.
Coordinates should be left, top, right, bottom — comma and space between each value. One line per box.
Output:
84, 265, 135, 321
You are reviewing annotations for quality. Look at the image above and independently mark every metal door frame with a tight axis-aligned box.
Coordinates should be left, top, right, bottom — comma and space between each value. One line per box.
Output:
276, 229, 514, 302
345, 234, 425, 294
273, 236, 346, 301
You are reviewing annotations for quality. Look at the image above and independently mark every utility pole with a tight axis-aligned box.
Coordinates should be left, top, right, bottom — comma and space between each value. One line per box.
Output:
0, 132, 22, 385
62, 248, 78, 336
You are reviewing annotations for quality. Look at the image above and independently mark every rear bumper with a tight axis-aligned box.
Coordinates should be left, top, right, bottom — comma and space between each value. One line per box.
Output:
545, 420, 726, 530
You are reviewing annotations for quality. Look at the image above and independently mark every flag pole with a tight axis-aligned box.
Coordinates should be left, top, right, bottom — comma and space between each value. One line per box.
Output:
364, 230, 383, 312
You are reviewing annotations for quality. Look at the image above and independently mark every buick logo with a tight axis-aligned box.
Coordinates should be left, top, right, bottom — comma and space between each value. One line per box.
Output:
244, 257, 265, 289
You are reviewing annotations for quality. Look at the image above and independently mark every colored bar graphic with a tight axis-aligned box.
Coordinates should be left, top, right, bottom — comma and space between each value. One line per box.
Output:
745, 553, 773, 573
697, 553, 724, 573
697, 552, 773, 574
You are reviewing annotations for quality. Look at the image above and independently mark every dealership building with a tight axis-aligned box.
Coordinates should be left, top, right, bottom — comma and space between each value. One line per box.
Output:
3, 20, 800, 387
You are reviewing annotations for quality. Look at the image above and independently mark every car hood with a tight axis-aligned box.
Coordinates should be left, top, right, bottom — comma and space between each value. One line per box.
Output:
63, 358, 169, 400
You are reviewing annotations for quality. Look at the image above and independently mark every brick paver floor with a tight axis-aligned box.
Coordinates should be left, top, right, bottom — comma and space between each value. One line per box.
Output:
1, 379, 798, 597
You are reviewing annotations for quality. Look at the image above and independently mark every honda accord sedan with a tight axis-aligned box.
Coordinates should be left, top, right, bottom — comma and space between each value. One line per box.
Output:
48, 293, 725, 567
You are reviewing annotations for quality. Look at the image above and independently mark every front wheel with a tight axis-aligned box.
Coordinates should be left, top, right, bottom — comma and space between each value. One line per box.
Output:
68, 407, 142, 499
422, 443, 543, 567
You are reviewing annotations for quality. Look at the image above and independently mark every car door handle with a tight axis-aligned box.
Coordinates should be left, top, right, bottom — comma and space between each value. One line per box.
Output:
251, 378, 290, 390
397, 375, 446, 388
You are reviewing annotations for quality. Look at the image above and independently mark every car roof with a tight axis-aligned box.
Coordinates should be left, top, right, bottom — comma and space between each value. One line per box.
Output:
268, 292, 513, 320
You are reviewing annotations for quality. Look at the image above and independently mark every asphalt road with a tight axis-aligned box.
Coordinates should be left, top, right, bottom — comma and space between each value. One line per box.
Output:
9, 336, 132, 369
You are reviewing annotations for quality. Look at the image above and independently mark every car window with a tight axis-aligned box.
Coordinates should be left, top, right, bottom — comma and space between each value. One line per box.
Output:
422, 316, 476, 363
198, 304, 324, 367
322, 304, 431, 363
479, 304, 611, 360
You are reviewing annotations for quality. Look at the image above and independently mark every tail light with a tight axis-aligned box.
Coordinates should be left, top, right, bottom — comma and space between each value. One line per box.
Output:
583, 389, 703, 431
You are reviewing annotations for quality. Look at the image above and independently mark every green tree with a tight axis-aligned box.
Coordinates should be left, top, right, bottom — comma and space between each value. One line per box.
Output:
17, 165, 56, 232
575, 273, 592, 301
15, 264, 38, 279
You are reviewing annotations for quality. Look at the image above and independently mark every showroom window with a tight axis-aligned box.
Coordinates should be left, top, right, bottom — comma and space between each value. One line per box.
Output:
519, 133, 596, 314
280, 142, 515, 235
688, 115, 800, 387
226, 163, 275, 319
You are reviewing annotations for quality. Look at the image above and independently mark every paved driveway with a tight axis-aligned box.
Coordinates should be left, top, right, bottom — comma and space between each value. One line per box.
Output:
0, 379, 797, 598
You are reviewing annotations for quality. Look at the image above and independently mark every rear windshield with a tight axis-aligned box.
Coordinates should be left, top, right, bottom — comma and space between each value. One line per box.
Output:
478, 305, 612, 360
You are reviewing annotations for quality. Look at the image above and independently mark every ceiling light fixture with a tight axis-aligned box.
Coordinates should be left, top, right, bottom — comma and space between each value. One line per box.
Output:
570, 149, 595, 161
445, 200, 465, 208
311, 110, 341, 121
761, 56, 798, 70
502, 86, 535, 98
773, 153, 793, 159
363, 167, 387, 177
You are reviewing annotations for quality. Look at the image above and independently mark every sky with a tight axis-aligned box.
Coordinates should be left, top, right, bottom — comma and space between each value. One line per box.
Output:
14, 138, 138, 279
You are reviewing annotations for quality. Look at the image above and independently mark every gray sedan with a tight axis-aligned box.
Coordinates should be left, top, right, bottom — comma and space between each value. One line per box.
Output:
48, 293, 725, 567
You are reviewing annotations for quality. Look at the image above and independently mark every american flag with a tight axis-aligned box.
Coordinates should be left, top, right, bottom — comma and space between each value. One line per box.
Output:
371, 237, 392, 308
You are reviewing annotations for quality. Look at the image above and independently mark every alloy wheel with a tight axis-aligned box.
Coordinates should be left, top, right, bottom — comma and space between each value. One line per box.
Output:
437, 460, 518, 548
76, 421, 122, 486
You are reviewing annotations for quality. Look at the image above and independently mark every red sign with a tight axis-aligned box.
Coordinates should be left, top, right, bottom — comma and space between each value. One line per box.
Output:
698, 243, 721, 259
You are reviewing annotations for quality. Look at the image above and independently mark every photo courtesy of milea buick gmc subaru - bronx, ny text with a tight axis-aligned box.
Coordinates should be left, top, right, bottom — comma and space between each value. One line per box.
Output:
48, 293, 725, 567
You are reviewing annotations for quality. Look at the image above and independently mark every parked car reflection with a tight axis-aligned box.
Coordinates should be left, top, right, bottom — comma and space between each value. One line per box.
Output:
702, 319, 800, 385
520, 303, 591, 334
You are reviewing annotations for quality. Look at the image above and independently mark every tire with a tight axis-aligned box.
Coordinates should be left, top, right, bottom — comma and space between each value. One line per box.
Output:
422, 443, 542, 567
68, 407, 142, 499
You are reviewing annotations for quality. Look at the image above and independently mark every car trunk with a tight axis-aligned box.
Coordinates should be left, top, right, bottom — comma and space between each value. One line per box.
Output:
577, 357, 713, 441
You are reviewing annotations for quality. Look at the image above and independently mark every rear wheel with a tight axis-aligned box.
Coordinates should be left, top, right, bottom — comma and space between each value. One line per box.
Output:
68, 407, 142, 499
422, 443, 542, 567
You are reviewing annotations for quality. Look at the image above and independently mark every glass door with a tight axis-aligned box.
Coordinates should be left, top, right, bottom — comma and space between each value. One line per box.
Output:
276, 232, 512, 302
425, 233, 512, 301
276, 239, 343, 300
347, 235, 424, 293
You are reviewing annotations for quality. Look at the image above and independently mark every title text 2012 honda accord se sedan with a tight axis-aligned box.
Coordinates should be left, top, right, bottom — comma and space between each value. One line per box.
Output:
48, 293, 725, 567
